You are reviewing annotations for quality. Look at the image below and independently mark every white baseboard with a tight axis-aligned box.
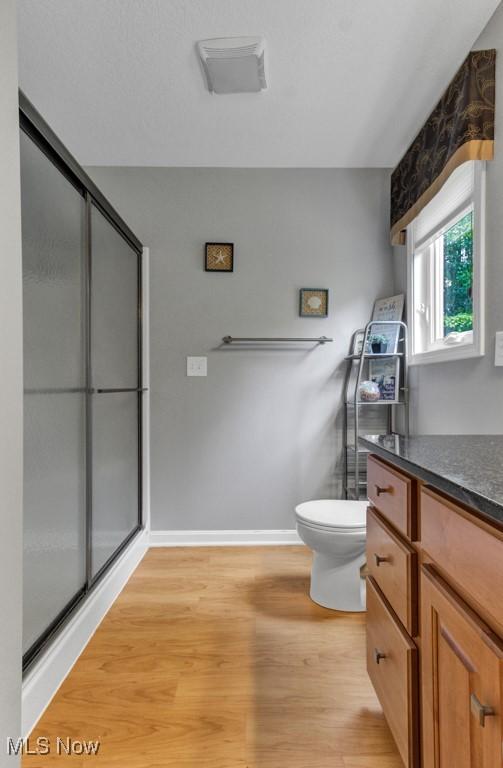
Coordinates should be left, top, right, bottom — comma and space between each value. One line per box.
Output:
22, 529, 149, 738
149, 529, 302, 546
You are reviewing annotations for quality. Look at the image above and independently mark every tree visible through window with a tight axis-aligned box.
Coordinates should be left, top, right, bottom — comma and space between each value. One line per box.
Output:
443, 211, 473, 336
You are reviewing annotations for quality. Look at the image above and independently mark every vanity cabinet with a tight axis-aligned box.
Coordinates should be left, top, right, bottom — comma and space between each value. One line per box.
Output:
421, 563, 503, 768
366, 453, 503, 768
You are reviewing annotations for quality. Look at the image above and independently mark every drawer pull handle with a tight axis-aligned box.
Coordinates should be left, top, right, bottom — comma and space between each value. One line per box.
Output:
470, 694, 495, 727
374, 649, 387, 665
375, 484, 392, 497
374, 553, 389, 567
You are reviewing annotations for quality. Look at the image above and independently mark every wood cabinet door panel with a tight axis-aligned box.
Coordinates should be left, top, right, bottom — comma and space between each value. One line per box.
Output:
421, 564, 503, 768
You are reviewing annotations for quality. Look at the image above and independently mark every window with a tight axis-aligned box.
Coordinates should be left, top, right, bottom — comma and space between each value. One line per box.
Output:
407, 161, 485, 364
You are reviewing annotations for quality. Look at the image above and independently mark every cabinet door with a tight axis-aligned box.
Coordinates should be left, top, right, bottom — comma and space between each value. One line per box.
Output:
421, 564, 503, 768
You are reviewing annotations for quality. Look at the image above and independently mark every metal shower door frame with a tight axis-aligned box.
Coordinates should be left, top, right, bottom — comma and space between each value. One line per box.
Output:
20, 92, 144, 671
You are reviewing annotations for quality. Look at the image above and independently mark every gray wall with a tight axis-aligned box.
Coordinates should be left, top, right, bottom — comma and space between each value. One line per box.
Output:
393, 3, 503, 435
87, 168, 393, 530
0, 0, 23, 762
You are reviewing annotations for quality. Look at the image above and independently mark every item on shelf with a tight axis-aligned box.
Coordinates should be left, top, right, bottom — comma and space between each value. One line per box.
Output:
369, 357, 400, 401
369, 334, 388, 353
371, 294, 404, 352
352, 330, 366, 355
358, 380, 381, 402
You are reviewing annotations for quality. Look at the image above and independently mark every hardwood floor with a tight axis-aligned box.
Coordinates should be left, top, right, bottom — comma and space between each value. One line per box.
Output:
24, 546, 402, 767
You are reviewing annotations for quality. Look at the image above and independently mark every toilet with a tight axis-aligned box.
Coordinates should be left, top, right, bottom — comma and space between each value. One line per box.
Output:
295, 499, 368, 612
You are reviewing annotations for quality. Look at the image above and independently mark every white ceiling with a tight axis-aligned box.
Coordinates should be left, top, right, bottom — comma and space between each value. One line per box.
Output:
18, 0, 499, 168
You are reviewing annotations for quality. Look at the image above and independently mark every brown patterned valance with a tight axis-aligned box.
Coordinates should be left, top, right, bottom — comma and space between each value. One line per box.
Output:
390, 49, 496, 245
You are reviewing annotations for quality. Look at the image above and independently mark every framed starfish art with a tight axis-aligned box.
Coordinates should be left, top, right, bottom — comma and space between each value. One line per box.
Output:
205, 242, 234, 272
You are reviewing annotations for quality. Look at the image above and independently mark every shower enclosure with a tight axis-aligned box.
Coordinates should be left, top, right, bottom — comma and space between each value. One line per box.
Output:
20, 94, 144, 669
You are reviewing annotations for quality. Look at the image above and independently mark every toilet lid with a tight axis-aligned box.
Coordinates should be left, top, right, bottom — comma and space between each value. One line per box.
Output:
295, 499, 367, 529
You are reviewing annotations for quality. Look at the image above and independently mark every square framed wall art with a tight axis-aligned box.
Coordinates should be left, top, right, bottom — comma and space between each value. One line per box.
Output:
299, 288, 329, 317
205, 242, 234, 272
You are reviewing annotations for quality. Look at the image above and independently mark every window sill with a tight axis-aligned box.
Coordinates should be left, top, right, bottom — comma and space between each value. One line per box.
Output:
408, 341, 483, 365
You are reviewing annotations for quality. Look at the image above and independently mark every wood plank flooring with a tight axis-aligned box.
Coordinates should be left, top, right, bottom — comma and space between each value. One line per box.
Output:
24, 546, 402, 767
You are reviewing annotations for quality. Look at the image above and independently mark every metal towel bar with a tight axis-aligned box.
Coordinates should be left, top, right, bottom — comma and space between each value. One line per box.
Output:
222, 335, 333, 345
94, 387, 149, 394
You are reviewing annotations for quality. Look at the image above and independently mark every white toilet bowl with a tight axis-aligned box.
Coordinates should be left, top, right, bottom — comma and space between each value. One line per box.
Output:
295, 499, 368, 612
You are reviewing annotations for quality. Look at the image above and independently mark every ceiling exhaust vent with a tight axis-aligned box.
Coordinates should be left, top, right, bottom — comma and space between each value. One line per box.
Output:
197, 37, 267, 94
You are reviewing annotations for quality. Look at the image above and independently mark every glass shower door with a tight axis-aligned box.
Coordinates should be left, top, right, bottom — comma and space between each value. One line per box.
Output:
21, 130, 87, 657
20, 95, 144, 668
90, 203, 141, 578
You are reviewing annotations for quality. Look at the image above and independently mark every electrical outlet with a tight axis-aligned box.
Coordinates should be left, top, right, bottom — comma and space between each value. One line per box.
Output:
495, 332, 503, 366
187, 356, 207, 376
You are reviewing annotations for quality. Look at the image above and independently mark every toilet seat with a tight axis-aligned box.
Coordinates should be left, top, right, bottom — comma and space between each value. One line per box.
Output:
297, 519, 365, 534
295, 499, 367, 531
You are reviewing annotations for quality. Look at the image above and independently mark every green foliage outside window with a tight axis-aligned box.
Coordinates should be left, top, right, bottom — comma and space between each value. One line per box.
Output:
443, 212, 473, 335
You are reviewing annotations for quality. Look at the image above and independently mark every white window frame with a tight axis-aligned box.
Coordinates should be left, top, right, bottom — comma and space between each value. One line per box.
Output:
406, 161, 486, 365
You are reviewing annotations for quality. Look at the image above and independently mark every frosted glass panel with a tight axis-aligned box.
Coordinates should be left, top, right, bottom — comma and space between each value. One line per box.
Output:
23, 394, 86, 652
91, 392, 139, 576
91, 205, 138, 388
21, 131, 86, 654
91, 204, 140, 577
21, 133, 85, 390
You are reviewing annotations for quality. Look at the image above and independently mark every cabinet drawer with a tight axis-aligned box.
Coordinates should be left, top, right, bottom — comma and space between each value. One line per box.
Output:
367, 507, 418, 635
367, 455, 415, 540
367, 577, 419, 768
421, 486, 503, 635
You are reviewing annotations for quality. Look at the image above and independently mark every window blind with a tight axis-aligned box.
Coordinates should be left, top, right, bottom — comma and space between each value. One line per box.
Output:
414, 161, 475, 247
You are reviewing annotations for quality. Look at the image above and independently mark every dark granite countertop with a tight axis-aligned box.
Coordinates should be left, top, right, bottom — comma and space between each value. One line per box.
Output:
359, 434, 503, 527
